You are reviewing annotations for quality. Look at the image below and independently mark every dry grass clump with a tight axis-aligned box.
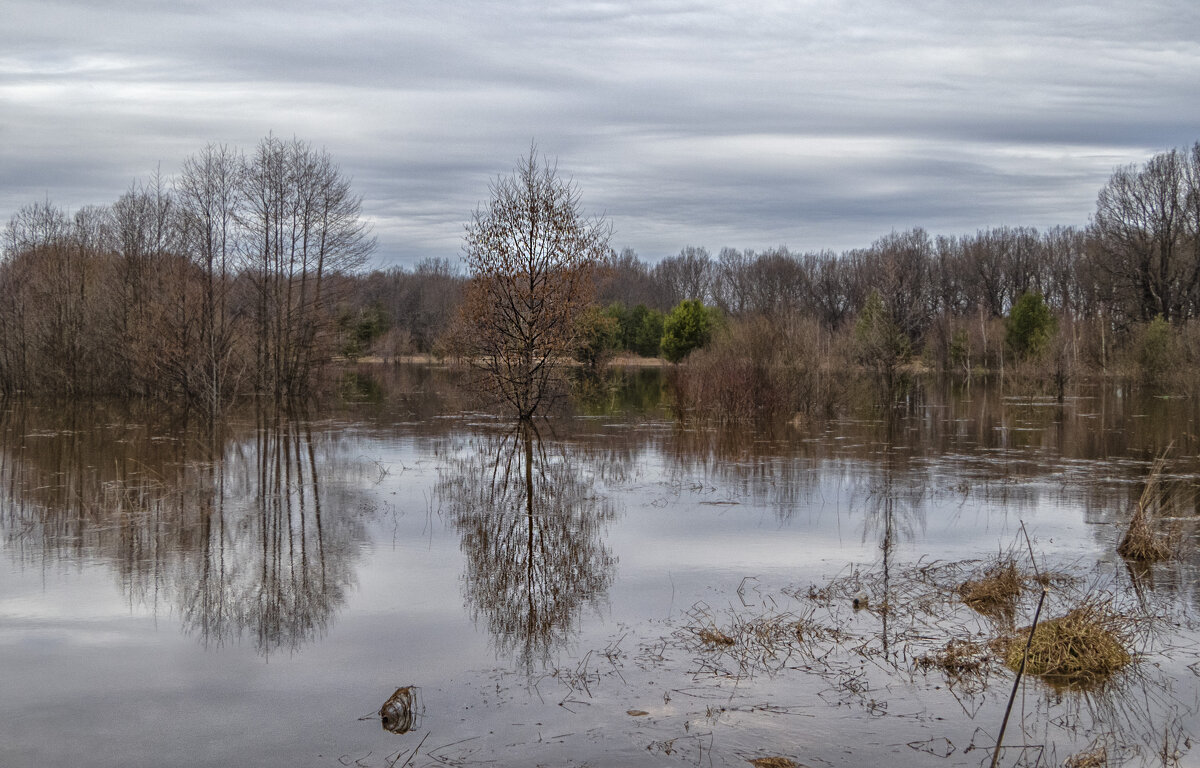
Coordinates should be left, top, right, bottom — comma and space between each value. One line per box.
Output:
1064, 742, 1108, 768
697, 627, 736, 646
1003, 600, 1132, 686
957, 557, 1023, 618
682, 603, 818, 678
747, 758, 802, 768
1118, 448, 1177, 562
1117, 506, 1174, 562
793, 614, 849, 646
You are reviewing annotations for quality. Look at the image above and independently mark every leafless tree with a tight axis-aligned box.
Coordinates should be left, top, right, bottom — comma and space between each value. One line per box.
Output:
439, 425, 615, 669
177, 144, 245, 418
458, 145, 611, 421
653, 245, 712, 306
110, 171, 178, 396
1091, 148, 1195, 323
242, 136, 374, 400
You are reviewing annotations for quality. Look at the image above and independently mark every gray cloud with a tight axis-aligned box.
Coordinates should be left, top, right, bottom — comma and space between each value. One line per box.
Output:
2, 0, 1198, 265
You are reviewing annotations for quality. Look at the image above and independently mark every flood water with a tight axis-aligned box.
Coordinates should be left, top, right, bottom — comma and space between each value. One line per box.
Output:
2, 366, 1198, 768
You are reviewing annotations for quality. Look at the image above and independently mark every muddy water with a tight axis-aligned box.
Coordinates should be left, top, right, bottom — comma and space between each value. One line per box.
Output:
1, 367, 1198, 768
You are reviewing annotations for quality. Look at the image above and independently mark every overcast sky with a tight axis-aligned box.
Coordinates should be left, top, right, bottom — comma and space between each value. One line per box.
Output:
3, 0, 1198, 267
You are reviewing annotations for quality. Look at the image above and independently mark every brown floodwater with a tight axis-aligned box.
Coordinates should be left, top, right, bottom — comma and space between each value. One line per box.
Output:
1, 366, 1198, 767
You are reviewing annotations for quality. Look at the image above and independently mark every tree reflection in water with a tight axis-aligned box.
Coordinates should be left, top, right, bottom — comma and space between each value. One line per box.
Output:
0, 404, 370, 655
437, 421, 617, 670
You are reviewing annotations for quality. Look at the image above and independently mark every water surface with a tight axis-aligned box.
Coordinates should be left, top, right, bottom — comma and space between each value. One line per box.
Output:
2, 368, 1198, 767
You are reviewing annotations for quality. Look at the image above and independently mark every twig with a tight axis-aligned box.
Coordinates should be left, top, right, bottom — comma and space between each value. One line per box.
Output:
1019, 520, 1041, 584
387, 731, 430, 768
990, 585, 1048, 768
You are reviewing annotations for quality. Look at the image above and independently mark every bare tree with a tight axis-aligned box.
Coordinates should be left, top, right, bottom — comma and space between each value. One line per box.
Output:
459, 145, 611, 421
653, 245, 712, 306
110, 170, 178, 396
177, 144, 245, 419
242, 136, 374, 401
1091, 149, 1193, 323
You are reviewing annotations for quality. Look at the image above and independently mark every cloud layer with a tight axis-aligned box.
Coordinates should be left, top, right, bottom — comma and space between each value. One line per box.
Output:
4, 0, 1199, 265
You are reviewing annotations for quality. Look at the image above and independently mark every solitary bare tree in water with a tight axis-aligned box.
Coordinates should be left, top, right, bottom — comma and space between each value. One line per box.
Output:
460, 146, 611, 421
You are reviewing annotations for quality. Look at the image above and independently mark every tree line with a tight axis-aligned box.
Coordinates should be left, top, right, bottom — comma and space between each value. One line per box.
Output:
6, 140, 1200, 413
348, 142, 1200, 383
1, 135, 374, 415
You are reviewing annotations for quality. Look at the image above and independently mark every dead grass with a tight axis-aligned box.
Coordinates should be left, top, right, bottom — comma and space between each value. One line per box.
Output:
957, 557, 1023, 619
1118, 507, 1174, 562
1118, 447, 1177, 562
915, 637, 995, 678
1064, 742, 1108, 768
747, 758, 801, 768
697, 627, 736, 646
1002, 600, 1133, 686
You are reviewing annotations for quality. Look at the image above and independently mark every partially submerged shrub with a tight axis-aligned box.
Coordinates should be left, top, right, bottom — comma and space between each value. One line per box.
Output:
1003, 601, 1132, 686
1136, 314, 1173, 385
671, 313, 846, 422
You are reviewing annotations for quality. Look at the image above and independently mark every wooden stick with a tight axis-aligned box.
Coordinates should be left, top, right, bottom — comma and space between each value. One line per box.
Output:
990, 585, 1048, 768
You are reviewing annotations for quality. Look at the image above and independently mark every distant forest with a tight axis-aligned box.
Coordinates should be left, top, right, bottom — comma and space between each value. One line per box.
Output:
350, 141, 1200, 390
4, 139, 1200, 412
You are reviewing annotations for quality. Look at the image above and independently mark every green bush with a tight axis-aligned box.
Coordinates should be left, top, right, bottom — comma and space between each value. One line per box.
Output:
660, 300, 714, 363
854, 290, 909, 378
604, 302, 665, 357
339, 303, 390, 360
1005, 293, 1055, 359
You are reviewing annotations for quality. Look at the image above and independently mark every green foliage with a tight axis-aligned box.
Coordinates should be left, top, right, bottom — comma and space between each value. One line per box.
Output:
604, 302, 665, 357
631, 305, 665, 357
660, 299, 714, 363
1005, 293, 1055, 359
339, 370, 384, 403
1138, 315, 1174, 384
339, 303, 390, 360
854, 290, 909, 378
574, 305, 621, 369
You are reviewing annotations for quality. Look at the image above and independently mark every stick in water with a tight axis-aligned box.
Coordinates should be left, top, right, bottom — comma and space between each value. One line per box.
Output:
990, 585, 1048, 768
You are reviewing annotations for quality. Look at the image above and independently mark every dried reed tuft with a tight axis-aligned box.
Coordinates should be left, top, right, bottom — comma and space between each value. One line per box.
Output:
1118, 447, 1176, 562
747, 758, 801, 768
958, 557, 1023, 618
698, 627, 736, 647
1003, 600, 1132, 685
1064, 743, 1108, 768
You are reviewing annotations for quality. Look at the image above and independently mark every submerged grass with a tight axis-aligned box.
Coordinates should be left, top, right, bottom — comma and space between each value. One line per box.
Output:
697, 627, 736, 647
915, 637, 995, 680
